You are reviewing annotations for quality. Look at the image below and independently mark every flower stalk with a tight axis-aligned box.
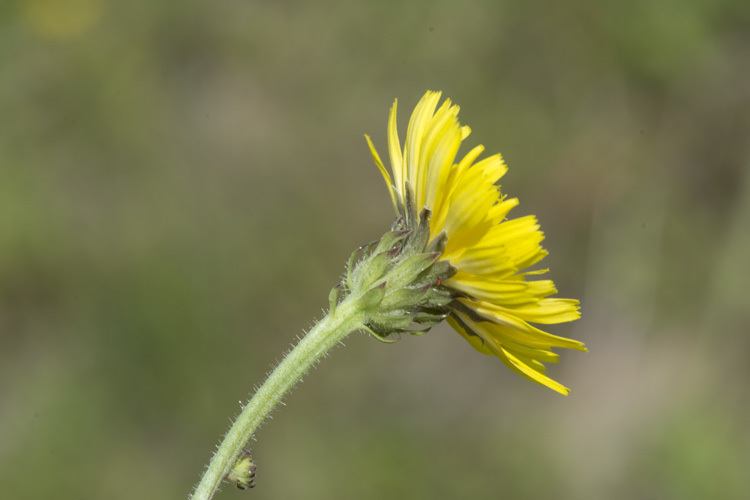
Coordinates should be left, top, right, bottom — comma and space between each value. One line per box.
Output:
191, 211, 456, 499
190, 293, 366, 500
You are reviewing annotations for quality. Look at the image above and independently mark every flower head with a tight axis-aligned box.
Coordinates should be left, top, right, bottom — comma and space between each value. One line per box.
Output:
191, 91, 588, 499
364, 91, 586, 395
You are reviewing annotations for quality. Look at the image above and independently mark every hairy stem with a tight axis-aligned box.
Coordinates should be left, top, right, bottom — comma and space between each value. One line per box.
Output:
190, 294, 365, 500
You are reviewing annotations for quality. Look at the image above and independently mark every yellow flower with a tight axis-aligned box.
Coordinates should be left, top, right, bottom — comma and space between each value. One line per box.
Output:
365, 91, 586, 395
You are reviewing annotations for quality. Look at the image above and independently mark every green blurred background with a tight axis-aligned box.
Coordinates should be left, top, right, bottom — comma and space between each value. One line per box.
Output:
2, 1, 749, 499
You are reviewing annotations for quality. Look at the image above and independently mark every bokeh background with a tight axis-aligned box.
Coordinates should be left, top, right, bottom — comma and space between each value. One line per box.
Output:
2, 1, 749, 499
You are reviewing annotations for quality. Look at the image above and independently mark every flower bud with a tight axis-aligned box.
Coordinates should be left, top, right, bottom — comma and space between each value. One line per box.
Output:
227, 450, 257, 490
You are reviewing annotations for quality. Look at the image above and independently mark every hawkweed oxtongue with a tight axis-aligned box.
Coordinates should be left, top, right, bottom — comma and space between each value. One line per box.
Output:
190, 91, 585, 499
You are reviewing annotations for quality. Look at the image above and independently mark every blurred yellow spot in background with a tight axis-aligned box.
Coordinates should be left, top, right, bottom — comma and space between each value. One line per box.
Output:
23, 0, 102, 41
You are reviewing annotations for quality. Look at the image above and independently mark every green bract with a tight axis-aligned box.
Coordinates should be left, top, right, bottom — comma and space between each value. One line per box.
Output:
340, 207, 458, 342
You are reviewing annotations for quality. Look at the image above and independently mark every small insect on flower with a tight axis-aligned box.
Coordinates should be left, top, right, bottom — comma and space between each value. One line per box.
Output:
227, 450, 257, 490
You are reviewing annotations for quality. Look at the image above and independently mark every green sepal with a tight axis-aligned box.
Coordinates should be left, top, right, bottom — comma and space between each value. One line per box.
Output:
374, 228, 411, 255
328, 283, 342, 313
358, 247, 400, 290
380, 284, 431, 310
402, 207, 432, 255
423, 287, 455, 307
390, 217, 406, 232
385, 252, 440, 290
360, 280, 387, 308
361, 324, 399, 343
425, 230, 449, 254
346, 245, 365, 290
418, 260, 458, 283
403, 325, 432, 336
347, 242, 377, 291
412, 310, 449, 325
403, 181, 418, 226
368, 310, 416, 331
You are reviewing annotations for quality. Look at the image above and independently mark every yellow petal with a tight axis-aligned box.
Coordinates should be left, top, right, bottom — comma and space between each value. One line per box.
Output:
447, 315, 494, 356
456, 304, 587, 351
387, 99, 404, 200
448, 273, 559, 305
365, 134, 398, 214
449, 313, 572, 395
404, 91, 442, 208
431, 144, 485, 235
495, 344, 571, 395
